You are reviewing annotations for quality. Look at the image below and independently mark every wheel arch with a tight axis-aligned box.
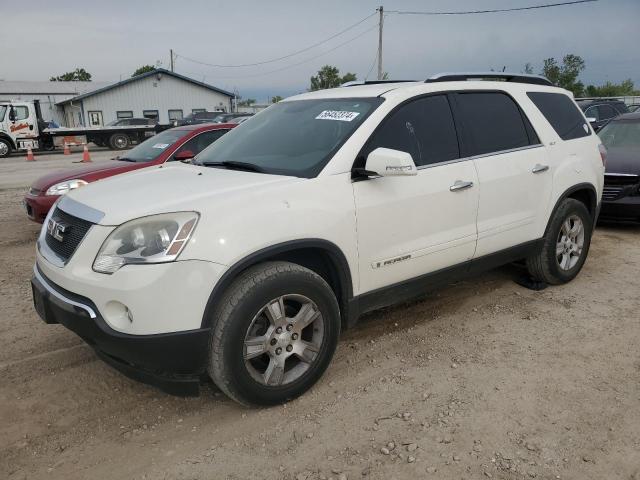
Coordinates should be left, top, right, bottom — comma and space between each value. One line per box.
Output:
201, 239, 354, 331
544, 182, 598, 236
0, 133, 16, 149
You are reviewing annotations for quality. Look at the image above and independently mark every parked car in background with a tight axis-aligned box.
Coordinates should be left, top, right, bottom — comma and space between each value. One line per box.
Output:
30, 73, 603, 405
228, 115, 252, 124
177, 111, 226, 126
577, 99, 629, 131
24, 123, 235, 222
598, 111, 640, 222
107, 118, 157, 126
627, 104, 640, 113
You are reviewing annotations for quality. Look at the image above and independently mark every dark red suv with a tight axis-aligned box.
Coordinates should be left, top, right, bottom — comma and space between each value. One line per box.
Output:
24, 123, 235, 223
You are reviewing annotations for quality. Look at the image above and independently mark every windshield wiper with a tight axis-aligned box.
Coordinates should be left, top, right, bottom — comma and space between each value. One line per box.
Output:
115, 156, 137, 162
201, 161, 264, 173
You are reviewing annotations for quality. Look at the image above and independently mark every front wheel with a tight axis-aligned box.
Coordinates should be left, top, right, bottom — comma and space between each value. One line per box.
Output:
0, 138, 12, 158
109, 133, 129, 150
526, 198, 593, 285
208, 262, 340, 406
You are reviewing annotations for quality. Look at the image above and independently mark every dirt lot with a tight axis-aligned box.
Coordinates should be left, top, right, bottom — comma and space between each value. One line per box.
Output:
0, 183, 639, 480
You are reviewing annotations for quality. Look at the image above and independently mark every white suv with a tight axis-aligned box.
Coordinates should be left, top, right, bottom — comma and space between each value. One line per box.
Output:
32, 73, 604, 406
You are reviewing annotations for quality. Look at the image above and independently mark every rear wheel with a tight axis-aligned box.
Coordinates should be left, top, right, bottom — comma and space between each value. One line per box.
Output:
526, 198, 592, 285
109, 133, 129, 150
0, 138, 12, 158
208, 261, 340, 406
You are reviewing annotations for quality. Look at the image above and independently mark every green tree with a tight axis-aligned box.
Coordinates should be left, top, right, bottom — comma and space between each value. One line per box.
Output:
542, 54, 585, 96
50, 68, 92, 81
132, 65, 156, 77
585, 79, 638, 97
238, 98, 256, 107
523, 63, 534, 74
271, 95, 283, 103
309, 65, 357, 91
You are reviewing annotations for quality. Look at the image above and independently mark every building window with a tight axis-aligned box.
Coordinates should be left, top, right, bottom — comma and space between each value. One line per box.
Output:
143, 110, 159, 120
168, 109, 184, 122
117, 111, 133, 119
192, 108, 206, 114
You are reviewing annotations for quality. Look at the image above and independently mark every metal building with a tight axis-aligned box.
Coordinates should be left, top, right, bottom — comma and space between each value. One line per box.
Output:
56, 69, 235, 127
0, 80, 108, 125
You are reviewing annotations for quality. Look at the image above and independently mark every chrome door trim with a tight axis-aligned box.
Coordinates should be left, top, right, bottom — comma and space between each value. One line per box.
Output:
416, 144, 544, 171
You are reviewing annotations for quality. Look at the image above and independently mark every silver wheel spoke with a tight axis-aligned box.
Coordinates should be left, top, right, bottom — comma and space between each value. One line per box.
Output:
244, 336, 268, 360
264, 297, 285, 325
263, 358, 285, 386
296, 341, 319, 363
561, 252, 571, 270
556, 243, 565, 256
293, 302, 319, 330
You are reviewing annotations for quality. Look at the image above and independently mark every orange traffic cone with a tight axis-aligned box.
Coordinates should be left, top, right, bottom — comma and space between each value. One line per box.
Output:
63, 142, 71, 155
81, 144, 92, 163
26, 146, 35, 162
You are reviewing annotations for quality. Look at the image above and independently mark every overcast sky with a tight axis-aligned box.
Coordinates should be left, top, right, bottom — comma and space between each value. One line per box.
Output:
1, 0, 638, 100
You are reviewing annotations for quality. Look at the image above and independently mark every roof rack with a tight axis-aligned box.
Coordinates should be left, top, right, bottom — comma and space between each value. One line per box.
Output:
425, 72, 553, 87
341, 80, 417, 87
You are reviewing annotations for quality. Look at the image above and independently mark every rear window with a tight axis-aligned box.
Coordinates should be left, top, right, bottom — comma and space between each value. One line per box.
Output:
456, 92, 533, 156
527, 92, 591, 140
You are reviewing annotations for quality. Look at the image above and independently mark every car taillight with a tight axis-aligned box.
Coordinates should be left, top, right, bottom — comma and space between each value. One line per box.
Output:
598, 144, 607, 167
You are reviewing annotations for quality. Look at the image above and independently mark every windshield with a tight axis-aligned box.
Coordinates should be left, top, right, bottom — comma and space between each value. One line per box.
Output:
195, 98, 382, 177
599, 121, 640, 148
0, 105, 6, 122
119, 129, 186, 162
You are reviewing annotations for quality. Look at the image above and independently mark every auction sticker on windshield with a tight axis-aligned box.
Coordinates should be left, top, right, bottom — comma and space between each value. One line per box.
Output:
315, 110, 360, 122
152, 143, 170, 149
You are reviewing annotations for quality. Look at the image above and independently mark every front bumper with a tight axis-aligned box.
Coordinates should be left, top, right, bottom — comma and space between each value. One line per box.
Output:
31, 265, 210, 396
24, 193, 58, 223
599, 196, 640, 222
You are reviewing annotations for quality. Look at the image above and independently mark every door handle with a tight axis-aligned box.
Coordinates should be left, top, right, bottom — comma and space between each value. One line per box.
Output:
532, 164, 549, 174
449, 180, 474, 192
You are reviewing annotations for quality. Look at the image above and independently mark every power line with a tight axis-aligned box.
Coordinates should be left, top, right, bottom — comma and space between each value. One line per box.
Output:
181, 24, 379, 80
176, 12, 377, 69
387, 0, 597, 16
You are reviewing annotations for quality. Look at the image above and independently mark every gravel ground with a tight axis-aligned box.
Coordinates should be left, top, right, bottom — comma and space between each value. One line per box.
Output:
0, 186, 638, 480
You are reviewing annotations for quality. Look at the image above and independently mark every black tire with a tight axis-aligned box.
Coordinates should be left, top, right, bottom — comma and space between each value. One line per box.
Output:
208, 261, 340, 406
0, 138, 12, 158
526, 198, 593, 285
109, 133, 129, 150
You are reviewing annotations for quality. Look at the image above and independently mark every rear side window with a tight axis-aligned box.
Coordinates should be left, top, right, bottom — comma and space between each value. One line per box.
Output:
527, 92, 591, 140
455, 92, 531, 156
367, 95, 459, 167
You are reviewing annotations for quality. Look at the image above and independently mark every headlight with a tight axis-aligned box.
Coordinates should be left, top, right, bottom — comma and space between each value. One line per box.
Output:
45, 179, 88, 196
93, 212, 199, 274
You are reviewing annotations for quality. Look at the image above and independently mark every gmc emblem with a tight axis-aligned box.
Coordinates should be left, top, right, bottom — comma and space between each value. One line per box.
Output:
47, 218, 69, 242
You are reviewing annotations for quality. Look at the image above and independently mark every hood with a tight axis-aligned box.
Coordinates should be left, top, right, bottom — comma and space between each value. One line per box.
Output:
31, 160, 145, 191
605, 147, 640, 176
63, 163, 300, 225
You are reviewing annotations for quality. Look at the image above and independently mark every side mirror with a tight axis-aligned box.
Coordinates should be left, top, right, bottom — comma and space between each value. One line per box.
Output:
173, 150, 195, 161
363, 147, 417, 177
8, 106, 16, 122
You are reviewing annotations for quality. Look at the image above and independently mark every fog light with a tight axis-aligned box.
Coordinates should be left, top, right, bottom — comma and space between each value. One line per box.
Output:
104, 301, 134, 330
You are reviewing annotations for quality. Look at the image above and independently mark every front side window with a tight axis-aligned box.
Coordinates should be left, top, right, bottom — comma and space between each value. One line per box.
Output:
11, 106, 29, 121
195, 98, 382, 177
598, 120, 640, 148
118, 129, 187, 162
527, 92, 590, 140
456, 92, 530, 156
0, 105, 6, 122
365, 95, 459, 167
174, 129, 228, 159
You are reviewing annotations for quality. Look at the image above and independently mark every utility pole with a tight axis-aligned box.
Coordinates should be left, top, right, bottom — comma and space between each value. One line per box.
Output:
377, 6, 384, 80
170, 49, 175, 72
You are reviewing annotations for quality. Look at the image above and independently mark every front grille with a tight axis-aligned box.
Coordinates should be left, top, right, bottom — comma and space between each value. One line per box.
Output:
45, 207, 94, 262
603, 174, 640, 201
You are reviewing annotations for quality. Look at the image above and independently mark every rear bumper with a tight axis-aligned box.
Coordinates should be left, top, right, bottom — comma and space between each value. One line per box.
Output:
24, 193, 58, 223
31, 265, 210, 396
599, 196, 640, 222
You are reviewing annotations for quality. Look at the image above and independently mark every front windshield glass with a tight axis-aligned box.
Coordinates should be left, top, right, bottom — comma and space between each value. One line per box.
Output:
0, 105, 6, 122
195, 98, 382, 177
119, 129, 186, 162
599, 121, 640, 148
